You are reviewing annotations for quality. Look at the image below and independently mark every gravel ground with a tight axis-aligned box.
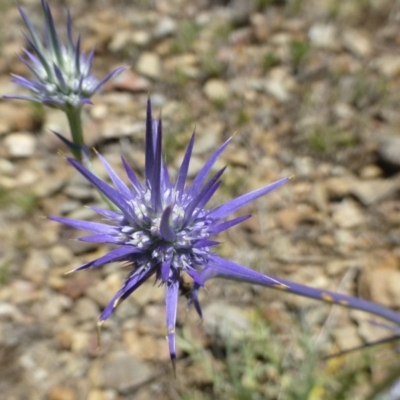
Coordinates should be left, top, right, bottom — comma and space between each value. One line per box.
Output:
1, 0, 400, 399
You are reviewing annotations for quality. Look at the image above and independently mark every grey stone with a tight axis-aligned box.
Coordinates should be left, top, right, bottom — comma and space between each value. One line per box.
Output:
0, 159, 16, 175
293, 157, 314, 178
226, 0, 258, 25
64, 185, 94, 201
22, 250, 49, 284
108, 30, 131, 52
109, 71, 150, 94
342, 29, 371, 57
187, 155, 204, 177
350, 178, 400, 206
131, 31, 151, 47
331, 325, 363, 352
4, 133, 36, 158
378, 136, 400, 169
203, 302, 252, 345
33, 178, 65, 199
264, 68, 295, 102
101, 119, 144, 139
72, 298, 99, 323
0, 302, 27, 323
37, 293, 73, 320
59, 201, 81, 215
44, 109, 70, 137
373, 55, 400, 78
192, 123, 222, 155
90, 104, 109, 120
309, 24, 339, 50
332, 199, 365, 228
68, 241, 99, 256
87, 389, 118, 400
136, 52, 162, 80
164, 54, 199, 79
89, 352, 151, 391
86, 281, 116, 308
203, 79, 229, 103
48, 245, 75, 267
154, 17, 176, 39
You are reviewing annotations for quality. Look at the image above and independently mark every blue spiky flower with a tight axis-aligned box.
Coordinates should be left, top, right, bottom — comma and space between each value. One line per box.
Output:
5, 0, 125, 109
49, 100, 400, 364
49, 100, 287, 362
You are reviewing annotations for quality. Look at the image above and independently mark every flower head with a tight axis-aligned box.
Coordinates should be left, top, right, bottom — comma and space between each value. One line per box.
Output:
5, 0, 125, 109
49, 99, 288, 363
49, 100, 400, 366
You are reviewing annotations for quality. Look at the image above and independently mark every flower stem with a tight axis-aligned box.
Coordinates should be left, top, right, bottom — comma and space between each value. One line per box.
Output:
64, 107, 117, 211
65, 106, 84, 162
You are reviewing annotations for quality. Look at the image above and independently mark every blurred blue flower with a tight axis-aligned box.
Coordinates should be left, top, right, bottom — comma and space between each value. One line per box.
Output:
4, 0, 125, 109
49, 99, 288, 363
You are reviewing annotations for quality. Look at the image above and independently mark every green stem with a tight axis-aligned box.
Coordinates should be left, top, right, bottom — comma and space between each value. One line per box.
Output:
65, 106, 117, 212
65, 106, 84, 162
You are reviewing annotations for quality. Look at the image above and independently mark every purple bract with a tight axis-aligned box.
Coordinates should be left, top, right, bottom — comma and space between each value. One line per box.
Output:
49, 100, 400, 365
49, 100, 288, 363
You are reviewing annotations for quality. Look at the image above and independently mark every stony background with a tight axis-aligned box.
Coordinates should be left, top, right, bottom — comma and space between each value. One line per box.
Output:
1, 0, 400, 399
